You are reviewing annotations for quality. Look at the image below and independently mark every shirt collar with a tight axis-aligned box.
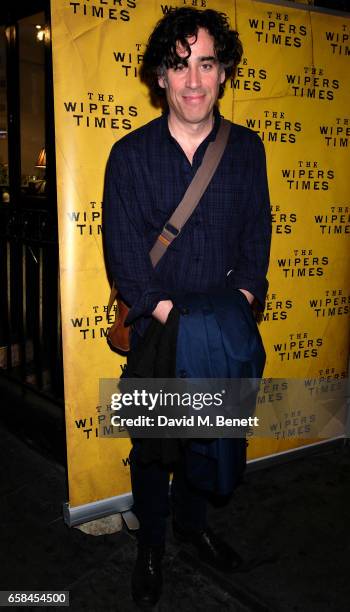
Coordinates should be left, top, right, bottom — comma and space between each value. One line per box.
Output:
161, 105, 222, 146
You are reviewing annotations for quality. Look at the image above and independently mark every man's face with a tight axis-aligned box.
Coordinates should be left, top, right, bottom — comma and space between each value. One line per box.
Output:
158, 27, 225, 126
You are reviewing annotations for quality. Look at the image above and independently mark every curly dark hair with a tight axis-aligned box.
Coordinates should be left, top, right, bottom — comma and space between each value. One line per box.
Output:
141, 7, 243, 104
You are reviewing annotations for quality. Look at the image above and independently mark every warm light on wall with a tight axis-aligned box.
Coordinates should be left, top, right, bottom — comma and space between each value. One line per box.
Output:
35, 148, 46, 168
36, 25, 45, 42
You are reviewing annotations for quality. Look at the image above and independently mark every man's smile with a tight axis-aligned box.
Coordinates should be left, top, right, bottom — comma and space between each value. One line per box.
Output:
182, 94, 206, 102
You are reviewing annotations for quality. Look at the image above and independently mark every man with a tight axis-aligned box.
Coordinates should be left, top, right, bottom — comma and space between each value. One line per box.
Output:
104, 7, 271, 608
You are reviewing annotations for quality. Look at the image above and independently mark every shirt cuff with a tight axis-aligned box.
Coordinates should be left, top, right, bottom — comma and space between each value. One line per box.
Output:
125, 289, 172, 325
228, 275, 268, 311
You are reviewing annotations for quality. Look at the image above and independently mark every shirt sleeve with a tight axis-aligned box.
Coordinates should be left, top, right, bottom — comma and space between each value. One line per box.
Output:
103, 143, 171, 324
227, 133, 272, 309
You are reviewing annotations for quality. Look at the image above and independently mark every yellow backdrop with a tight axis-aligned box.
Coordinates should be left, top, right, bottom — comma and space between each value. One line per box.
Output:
50, 0, 350, 509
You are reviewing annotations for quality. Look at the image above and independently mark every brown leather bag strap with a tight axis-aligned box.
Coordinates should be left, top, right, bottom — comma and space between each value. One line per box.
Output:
107, 281, 118, 315
149, 117, 231, 267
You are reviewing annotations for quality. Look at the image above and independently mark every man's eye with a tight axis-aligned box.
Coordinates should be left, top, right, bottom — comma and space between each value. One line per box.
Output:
174, 64, 186, 71
201, 63, 213, 71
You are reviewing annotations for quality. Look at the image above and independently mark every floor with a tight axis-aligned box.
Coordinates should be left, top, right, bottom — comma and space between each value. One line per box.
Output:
1, 421, 349, 611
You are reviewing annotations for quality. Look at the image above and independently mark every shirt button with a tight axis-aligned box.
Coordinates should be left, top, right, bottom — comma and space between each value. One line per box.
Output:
179, 369, 187, 378
181, 307, 189, 315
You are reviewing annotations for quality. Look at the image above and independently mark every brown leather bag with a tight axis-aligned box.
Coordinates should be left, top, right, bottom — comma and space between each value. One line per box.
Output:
107, 118, 231, 352
107, 284, 131, 352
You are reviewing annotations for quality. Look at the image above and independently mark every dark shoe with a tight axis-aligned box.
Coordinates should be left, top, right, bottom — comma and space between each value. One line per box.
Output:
131, 544, 164, 609
173, 521, 242, 572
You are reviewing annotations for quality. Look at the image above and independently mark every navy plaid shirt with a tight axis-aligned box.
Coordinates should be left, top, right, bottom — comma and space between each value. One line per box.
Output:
104, 109, 271, 336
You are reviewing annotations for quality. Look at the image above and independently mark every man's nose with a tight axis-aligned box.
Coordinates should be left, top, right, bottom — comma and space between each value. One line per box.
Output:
185, 64, 201, 89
